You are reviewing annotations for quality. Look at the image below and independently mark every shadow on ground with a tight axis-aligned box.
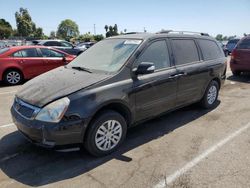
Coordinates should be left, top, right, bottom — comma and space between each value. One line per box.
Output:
227, 73, 250, 83
0, 102, 220, 186
0, 81, 26, 88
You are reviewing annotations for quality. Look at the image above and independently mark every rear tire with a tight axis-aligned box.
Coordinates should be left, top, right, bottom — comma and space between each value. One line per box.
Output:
84, 110, 127, 157
200, 80, 219, 109
3, 69, 23, 85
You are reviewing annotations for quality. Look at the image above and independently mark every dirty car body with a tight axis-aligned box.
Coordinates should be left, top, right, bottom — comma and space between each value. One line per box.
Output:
11, 33, 227, 156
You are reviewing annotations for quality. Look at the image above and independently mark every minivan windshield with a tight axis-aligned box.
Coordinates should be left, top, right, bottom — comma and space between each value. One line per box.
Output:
68, 39, 142, 73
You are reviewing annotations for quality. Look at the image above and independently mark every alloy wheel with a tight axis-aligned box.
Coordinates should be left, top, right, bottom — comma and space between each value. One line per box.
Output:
95, 120, 122, 151
207, 85, 217, 105
6, 71, 21, 84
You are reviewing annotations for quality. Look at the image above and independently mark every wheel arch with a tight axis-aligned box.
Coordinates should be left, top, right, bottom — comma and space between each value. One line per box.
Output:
201, 77, 221, 100
83, 100, 133, 141
2, 67, 24, 80
212, 77, 221, 89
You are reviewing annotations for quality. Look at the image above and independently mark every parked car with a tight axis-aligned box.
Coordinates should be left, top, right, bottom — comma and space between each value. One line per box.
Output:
230, 35, 250, 76
224, 39, 240, 55
0, 46, 75, 85
75, 42, 95, 51
11, 32, 227, 156
32, 40, 84, 56
216, 40, 227, 56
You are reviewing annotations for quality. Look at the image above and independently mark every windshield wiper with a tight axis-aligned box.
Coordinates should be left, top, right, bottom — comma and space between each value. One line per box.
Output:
71, 66, 92, 73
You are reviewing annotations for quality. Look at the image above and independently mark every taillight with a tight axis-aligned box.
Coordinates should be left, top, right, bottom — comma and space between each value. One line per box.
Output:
231, 49, 237, 60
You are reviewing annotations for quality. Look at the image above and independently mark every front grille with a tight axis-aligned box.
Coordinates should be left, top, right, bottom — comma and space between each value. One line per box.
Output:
17, 105, 34, 118
14, 98, 40, 119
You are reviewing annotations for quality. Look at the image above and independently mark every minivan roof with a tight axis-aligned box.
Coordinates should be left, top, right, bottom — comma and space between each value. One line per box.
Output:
110, 33, 213, 41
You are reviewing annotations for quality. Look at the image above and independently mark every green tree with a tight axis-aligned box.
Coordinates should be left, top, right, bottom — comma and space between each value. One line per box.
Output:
228, 35, 236, 40
222, 36, 228, 41
15, 8, 34, 37
56, 19, 79, 40
93, 34, 104, 41
0, 19, 13, 39
113, 24, 118, 34
215, 34, 223, 41
104, 25, 108, 32
105, 24, 119, 37
50, 31, 56, 39
78, 33, 94, 42
34, 27, 44, 39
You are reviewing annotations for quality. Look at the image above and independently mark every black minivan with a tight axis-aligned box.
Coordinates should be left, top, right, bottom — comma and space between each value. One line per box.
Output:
11, 32, 227, 156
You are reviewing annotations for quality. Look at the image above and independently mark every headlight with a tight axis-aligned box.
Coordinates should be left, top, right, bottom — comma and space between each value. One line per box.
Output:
35, 97, 70, 123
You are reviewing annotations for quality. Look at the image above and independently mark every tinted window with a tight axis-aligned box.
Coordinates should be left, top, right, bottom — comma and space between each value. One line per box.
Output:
237, 38, 250, 49
199, 39, 223, 60
44, 41, 61, 46
61, 42, 73, 47
135, 40, 170, 70
40, 48, 65, 57
227, 39, 240, 44
172, 39, 199, 65
12, 48, 39, 57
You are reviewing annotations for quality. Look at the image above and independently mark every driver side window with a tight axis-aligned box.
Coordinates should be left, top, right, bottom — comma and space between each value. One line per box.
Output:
135, 40, 171, 70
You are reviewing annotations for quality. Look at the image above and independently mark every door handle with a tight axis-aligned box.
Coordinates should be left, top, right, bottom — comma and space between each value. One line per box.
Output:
168, 72, 187, 79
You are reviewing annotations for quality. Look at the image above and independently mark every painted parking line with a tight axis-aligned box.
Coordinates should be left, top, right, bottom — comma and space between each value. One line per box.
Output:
0, 90, 17, 95
0, 123, 14, 128
154, 122, 250, 188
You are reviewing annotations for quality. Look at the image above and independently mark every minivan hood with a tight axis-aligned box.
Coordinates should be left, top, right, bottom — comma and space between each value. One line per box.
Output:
16, 67, 110, 107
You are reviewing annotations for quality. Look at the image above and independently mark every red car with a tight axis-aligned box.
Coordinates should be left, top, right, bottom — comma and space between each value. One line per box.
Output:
230, 36, 250, 76
0, 46, 75, 85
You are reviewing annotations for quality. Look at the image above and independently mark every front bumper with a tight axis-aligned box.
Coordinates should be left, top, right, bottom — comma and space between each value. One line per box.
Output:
11, 106, 85, 148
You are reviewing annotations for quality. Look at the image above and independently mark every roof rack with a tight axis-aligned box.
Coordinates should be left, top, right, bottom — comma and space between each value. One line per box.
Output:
156, 30, 209, 36
124, 32, 147, 35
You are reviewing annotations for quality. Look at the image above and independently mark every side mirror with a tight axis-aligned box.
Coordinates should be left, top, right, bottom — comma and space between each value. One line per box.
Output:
133, 62, 155, 75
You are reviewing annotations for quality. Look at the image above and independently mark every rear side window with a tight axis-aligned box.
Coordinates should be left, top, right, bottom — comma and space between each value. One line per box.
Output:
227, 39, 239, 45
198, 39, 224, 60
40, 48, 65, 57
44, 41, 61, 46
135, 40, 171, 70
61, 42, 73, 47
12, 48, 39, 57
237, 38, 250, 49
171, 39, 199, 65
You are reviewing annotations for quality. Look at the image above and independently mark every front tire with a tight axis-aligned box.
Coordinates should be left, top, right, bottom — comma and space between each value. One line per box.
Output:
200, 80, 219, 109
4, 70, 23, 85
84, 110, 127, 157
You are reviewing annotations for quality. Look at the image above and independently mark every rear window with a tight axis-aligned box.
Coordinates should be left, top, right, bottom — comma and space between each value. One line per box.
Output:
198, 39, 224, 60
237, 38, 250, 49
0, 48, 9, 55
171, 39, 199, 65
227, 39, 240, 44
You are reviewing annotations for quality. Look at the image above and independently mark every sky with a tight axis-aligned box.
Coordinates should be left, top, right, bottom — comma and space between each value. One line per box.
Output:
1, 0, 250, 37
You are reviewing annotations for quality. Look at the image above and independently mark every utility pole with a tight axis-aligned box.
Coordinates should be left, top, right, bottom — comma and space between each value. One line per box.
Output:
94, 24, 96, 35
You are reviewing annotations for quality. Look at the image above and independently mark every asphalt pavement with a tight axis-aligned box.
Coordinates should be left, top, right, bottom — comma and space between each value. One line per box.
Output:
1, 59, 250, 188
